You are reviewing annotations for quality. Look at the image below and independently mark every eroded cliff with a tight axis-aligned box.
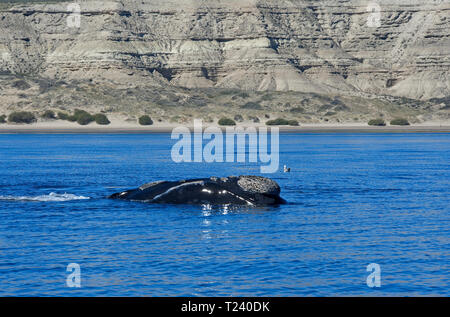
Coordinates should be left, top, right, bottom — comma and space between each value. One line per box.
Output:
0, 0, 449, 123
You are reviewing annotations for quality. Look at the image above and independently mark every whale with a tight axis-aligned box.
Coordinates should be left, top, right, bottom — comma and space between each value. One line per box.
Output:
109, 175, 286, 206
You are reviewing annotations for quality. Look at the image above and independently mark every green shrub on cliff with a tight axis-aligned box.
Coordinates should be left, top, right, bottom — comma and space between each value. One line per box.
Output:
0, 115, 6, 123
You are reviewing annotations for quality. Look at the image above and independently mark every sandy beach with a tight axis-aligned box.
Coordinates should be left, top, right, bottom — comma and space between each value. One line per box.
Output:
1, 119, 449, 134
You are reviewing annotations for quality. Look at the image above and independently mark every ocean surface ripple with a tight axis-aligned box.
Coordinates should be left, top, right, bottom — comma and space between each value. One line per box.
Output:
0, 133, 448, 296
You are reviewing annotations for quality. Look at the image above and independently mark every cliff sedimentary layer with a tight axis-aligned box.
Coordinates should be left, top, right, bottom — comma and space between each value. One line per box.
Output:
0, 0, 449, 106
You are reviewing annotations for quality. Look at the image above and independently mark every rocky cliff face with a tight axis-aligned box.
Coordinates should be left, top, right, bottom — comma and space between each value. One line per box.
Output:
0, 0, 449, 101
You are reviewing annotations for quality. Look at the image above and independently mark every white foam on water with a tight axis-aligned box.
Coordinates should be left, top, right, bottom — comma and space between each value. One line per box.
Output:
0, 192, 91, 202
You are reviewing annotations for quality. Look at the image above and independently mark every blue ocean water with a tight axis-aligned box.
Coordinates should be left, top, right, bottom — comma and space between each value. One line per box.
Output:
0, 133, 448, 296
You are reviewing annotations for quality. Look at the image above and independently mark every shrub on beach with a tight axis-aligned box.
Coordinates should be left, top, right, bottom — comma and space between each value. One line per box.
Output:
58, 109, 95, 125
266, 118, 299, 126
41, 110, 56, 119
368, 118, 386, 126
138, 115, 153, 126
0, 115, 6, 123
76, 112, 95, 125
57, 109, 100, 125
67, 115, 78, 122
218, 117, 236, 126
57, 112, 70, 120
390, 118, 410, 126
73, 109, 91, 118
94, 113, 110, 125
266, 118, 288, 125
8, 111, 36, 124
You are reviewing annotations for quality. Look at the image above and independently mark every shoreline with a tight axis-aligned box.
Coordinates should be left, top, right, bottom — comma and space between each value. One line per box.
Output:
1, 123, 450, 134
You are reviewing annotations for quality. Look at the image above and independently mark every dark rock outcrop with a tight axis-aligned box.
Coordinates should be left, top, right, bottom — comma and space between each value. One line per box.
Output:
109, 175, 286, 206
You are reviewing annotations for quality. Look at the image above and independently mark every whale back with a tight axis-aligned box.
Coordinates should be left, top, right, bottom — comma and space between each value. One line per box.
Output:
109, 176, 286, 206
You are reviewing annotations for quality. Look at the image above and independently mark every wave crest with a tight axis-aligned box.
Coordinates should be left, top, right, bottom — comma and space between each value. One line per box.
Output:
0, 192, 91, 202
